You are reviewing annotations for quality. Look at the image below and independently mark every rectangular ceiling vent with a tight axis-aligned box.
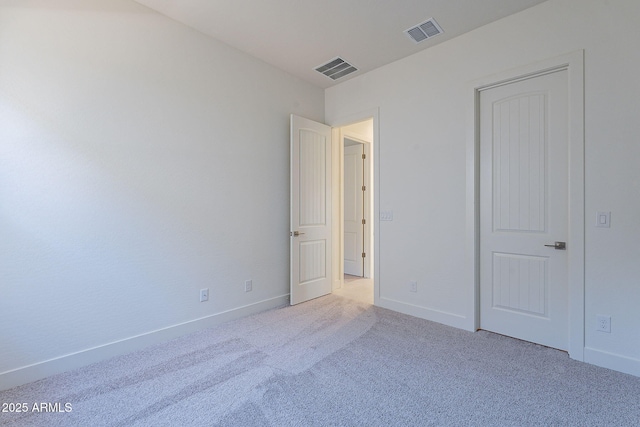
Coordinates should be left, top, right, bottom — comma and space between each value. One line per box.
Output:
404, 18, 443, 43
314, 57, 358, 80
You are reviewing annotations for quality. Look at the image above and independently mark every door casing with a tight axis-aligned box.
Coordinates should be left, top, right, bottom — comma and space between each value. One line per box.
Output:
467, 51, 585, 360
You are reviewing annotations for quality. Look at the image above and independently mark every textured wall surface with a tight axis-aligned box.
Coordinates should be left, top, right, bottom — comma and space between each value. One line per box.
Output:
0, 0, 324, 387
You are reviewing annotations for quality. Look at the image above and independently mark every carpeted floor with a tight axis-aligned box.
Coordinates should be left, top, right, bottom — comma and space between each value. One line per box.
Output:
1, 293, 639, 426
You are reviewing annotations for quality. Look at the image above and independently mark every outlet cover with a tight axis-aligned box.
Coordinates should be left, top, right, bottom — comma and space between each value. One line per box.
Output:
200, 288, 209, 302
596, 315, 611, 333
409, 281, 417, 293
245, 280, 253, 292
596, 212, 611, 228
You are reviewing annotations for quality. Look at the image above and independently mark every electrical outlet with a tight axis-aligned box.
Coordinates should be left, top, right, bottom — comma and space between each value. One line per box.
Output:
199, 288, 209, 302
409, 281, 417, 293
596, 212, 611, 228
245, 280, 253, 292
596, 315, 611, 333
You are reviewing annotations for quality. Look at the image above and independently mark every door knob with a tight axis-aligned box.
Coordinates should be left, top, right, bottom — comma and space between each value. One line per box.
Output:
292, 231, 305, 237
544, 241, 566, 250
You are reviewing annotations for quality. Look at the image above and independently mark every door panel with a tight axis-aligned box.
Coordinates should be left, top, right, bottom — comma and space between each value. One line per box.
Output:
290, 115, 332, 305
492, 93, 546, 233
299, 240, 327, 284
299, 130, 327, 226
492, 253, 547, 316
343, 143, 364, 276
480, 70, 568, 350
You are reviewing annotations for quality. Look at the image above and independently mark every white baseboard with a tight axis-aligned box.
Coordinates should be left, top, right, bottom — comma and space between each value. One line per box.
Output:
378, 297, 472, 331
584, 347, 640, 377
376, 300, 640, 379
0, 295, 289, 392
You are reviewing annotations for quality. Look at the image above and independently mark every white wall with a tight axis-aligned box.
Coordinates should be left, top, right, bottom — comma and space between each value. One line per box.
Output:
0, 0, 324, 389
326, 0, 640, 376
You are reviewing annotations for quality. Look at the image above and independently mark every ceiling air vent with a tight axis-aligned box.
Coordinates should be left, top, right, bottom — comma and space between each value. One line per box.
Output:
314, 57, 358, 80
404, 18, 443, 43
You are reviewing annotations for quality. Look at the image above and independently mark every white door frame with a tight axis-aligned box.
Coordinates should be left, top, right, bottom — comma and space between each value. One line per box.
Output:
466, 51, 585, 360
329, 108, 380, 306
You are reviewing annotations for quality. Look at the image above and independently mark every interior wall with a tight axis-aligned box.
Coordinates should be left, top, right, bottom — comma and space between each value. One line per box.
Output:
325, 0, 640, 376
0, 0, 324, 389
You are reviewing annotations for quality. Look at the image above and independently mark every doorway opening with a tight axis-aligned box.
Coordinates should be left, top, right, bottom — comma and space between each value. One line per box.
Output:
289, 111, 378, 307
333, 118, 374, 304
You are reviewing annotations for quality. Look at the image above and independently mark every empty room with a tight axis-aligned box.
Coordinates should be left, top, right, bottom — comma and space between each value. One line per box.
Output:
1, 0, 640, 425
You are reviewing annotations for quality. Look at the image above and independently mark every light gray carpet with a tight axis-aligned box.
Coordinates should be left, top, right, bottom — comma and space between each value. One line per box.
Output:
1, 294, 640, 426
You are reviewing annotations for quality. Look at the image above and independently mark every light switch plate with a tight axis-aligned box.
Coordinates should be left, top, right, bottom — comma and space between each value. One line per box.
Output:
380, 210, 394, 221
596, 211, 610, 228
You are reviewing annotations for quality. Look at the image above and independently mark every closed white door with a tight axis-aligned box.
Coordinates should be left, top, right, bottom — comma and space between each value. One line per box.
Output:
290, 115, 332, 305
480, 70, 569, 350
343, 142, 364, 276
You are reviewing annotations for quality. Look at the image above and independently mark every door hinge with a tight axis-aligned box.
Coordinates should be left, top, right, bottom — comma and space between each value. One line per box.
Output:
362, 185, 366, 191
362, 252, 366, 258
362, 153, 366, 160
362, 218, 366, 225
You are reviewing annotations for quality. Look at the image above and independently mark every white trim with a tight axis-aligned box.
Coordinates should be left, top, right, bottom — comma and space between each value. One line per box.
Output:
0, 295, 289, 391
328, 108, 380, 306
584, 347, 640, 377
466, 51, 585, 359
378, 297, 469, 330
331, 127, 343, 292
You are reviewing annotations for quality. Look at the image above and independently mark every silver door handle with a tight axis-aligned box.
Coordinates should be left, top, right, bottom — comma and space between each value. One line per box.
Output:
544, 241, 566, 250
292, 231, 305, 237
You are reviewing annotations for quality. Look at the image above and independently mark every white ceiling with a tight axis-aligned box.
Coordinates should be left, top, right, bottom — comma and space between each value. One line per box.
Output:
134, 0, 548, 89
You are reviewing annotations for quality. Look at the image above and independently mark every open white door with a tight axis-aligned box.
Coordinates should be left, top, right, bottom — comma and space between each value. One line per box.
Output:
290, 115, 332, 305
343, 142, 364, 276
